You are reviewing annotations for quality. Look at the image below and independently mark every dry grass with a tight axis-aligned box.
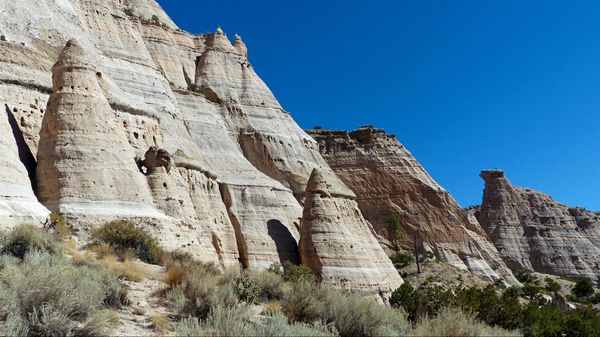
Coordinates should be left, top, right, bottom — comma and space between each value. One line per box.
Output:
99, 255, 146, 282
87, 242, 116, 258
151, 314, 169, 333
262, 299, 282, 316
163, 264, 186, 287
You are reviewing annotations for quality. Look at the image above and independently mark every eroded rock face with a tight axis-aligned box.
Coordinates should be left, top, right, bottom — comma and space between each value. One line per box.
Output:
300, 169, 404, 295
308, 126, 518, 284
478, 169, 600, 282
0, 107, 49, 228
36, 39, 159, 218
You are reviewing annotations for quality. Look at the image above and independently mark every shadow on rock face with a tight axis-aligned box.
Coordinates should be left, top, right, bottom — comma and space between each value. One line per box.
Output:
267, 219, 299, 265
5, 104, 37, 192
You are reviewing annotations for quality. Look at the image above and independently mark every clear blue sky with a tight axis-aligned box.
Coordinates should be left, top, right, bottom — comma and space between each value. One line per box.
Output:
158, 0, 600, 210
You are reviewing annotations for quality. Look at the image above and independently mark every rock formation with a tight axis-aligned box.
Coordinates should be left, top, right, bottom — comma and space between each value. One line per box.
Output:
308, 126, 518, 284
0, 107, 49, 228
300, 169, 403, 294
36, 39, 160, 219
478, 169, 600, 282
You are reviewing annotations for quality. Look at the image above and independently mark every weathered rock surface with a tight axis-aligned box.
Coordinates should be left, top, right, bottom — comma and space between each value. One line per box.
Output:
308, 126, 518, 284
0, 0, 331, 271
300, 169, 404, 294
478, 169, 600, 282
0, 107, 49, 228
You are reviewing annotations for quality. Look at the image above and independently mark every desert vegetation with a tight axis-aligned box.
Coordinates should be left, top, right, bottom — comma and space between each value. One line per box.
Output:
1, 219, 597, 336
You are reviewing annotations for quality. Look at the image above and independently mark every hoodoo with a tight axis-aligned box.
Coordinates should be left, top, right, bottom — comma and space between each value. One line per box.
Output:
478, 169, 600, 282
36, 39, 160, 220
299, 168, 404, 295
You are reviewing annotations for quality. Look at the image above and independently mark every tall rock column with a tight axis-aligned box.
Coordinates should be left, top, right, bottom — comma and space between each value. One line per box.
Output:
36, 39, 161, 222
300, 169, 403, 295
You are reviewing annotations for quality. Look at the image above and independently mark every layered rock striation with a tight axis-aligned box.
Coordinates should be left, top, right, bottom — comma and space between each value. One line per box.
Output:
478, 169, 600, 282
308, 126, 518, 284
300, 169, 403, 294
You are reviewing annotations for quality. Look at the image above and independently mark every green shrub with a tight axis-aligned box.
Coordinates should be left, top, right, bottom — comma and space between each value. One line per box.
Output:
412, 307, 521, 337
321, 289, 410, 337
251, 271, 285, 300
281, 261, 316, 282
572, 279, 594, 298
187, 83, 201, 93
0, 224, 62, 259
390, 253, 413, 269
522, 283, 543, 298
281, 278, 323, 323
544, 277, 561, 293
515, 269, 536, 284
91, 220, 165, 264
151, 14, 160, 22
389, 281, 420, 320
124, 8, 134, 16
0, 252, 118, 336
231, 273, 260, 304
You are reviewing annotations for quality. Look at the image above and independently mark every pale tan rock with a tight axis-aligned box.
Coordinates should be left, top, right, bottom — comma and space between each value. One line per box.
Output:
308, 126, 518, 284
478, 169, 600, 282
300, 169, 404, 295
0, 104, 49, 228
36, 39, 160, 219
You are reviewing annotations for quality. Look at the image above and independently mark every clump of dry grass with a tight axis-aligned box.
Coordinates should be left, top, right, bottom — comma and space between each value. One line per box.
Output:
150, 314, 169, 333
100, 255, 147, 282
262, 299, 282, 316
163, 264, 187, 287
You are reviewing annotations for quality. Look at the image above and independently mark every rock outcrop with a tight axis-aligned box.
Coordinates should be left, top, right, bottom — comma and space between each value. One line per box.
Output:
308, 126, 518, 284
300, 169, 403, 294
478, 169, 600, 282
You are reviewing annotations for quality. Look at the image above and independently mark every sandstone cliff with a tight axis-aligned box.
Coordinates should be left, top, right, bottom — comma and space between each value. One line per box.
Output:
300, 169, 403, 295
308, 126, 518, 284
0, 0, 388, 282
477, 169, 600, 282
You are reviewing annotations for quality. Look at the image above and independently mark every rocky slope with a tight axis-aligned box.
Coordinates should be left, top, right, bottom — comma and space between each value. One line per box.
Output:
0, 0, 409, 293
477, 169, 600, 282
308, 126, 518, 284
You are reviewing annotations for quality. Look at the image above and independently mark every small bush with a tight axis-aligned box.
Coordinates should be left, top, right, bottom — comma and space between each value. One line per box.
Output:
187, 83, 201, 93
572, 279, 594, 298
544, 277, 561, 293
151, 14, 160, 22
515, 269, 536, 284
281, 278, 323, 323
390, 281, 420, 321
91, 220, 165, 264
0, 224, 62, 259
124, 8, 134, 17
251, 270, 285, 300
413, 307, 521, 337
321, 289, 410, 337
0, 252, 118, 336
231, 273, 260, 304
391, 252, 413, 269
282, 261, 315, 282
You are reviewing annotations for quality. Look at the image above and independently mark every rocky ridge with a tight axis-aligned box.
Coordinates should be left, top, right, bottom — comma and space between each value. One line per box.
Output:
308, 126, 518, 284
477, 169, 600, 282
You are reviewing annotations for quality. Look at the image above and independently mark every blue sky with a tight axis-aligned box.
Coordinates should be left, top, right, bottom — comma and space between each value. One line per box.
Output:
158, 0, 600, 210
